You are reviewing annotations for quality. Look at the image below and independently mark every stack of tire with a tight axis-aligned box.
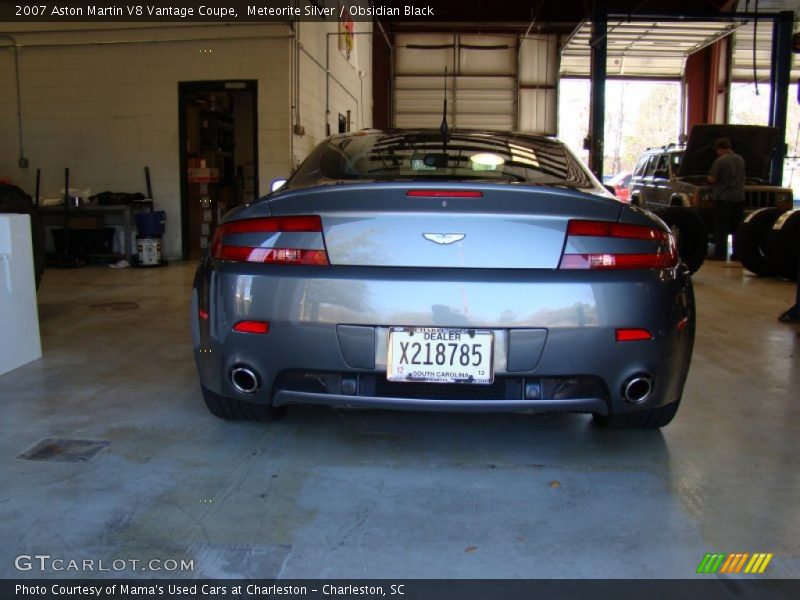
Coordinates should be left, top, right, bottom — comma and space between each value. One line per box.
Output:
650, 206, 708, 274
735, 207, 800, 281
0, 183, 45, 288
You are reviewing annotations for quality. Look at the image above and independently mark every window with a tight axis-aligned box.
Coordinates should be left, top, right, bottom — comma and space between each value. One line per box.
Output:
292, 131, 597, 189
633, 156, 649, 177
670, 152, 683, 176
653, 154, 669, 179
643, 155, 660, 177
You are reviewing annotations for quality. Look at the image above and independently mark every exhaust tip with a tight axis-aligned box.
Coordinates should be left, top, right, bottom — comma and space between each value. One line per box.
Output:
231, 365, 259, 394
622, 374, 653, 405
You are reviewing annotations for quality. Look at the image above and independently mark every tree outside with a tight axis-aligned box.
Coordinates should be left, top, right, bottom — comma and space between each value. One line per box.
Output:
558, 79, 681, 178
729, 82, 800, 196
558, 78, 800, 198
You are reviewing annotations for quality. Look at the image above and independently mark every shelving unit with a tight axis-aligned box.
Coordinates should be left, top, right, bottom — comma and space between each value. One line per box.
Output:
40, 201, 153, 263
180, 83, 258, 260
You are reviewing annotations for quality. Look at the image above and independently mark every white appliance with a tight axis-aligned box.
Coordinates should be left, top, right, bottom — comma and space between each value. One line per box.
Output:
0, 214, 42, 375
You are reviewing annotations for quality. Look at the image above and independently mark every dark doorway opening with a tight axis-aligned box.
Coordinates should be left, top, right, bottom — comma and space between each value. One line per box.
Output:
178, 80, 258, 260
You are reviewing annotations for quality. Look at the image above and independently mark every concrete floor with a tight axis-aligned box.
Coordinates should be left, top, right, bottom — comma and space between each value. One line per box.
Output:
1, 260, 799, 579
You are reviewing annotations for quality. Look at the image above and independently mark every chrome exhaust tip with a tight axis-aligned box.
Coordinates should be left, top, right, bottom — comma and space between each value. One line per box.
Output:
231, 366, 259, 394
622, 374, 654, 405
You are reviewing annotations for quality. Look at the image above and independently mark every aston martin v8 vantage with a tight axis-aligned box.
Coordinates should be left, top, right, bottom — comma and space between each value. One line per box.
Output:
192, 130, 695, 429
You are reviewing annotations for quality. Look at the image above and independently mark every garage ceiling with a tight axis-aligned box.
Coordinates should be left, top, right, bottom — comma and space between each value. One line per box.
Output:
560, 20, 745, 78
732, 19, 800, 82
561, 11, 799, 81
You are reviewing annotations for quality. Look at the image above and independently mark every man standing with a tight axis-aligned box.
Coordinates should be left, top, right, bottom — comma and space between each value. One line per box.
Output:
707, 138, 745, 260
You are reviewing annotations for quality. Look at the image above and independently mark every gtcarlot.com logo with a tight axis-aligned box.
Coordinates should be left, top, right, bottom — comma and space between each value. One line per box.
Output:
697, 552, 773, 574
14, 554, 194, 572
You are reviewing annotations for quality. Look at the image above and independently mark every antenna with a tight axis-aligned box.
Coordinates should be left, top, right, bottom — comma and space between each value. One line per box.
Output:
440, 67, 449, 152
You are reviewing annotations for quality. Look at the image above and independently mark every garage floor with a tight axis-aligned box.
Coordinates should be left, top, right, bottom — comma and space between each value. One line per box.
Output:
1, 261, 799, 579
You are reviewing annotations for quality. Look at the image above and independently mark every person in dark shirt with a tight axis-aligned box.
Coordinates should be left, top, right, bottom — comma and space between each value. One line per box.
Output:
707, 138, 746, 260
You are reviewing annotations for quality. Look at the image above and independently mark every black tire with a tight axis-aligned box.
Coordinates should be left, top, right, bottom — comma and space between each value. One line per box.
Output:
734, 207, 786, 276
0, 183, 45, 288
765, 210, 800, 281
201, 385, 285, 422
651, 206, 707, 274
592, 400, 680, 430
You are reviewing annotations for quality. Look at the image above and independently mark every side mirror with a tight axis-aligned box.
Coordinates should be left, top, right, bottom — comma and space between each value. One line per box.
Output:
270, 178, 287, 192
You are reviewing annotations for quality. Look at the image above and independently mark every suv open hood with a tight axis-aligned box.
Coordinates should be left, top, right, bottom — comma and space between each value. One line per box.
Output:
678, 124, 780, 181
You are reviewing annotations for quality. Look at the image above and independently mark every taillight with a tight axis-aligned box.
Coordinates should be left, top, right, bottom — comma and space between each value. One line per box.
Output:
211, 216, 329, 265
559, 219, 677, 270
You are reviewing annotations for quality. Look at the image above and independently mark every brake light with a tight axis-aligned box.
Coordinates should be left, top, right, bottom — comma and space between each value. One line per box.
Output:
406, 190, 483, 198
559, 219, 677, 270
211, 216, 329, 265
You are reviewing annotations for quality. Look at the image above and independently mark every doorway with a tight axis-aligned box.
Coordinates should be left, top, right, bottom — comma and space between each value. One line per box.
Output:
178, 80, 258, 260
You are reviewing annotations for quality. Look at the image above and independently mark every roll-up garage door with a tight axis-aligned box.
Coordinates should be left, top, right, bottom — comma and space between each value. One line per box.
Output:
393, 34, 517, 131
393, 33, 559, 134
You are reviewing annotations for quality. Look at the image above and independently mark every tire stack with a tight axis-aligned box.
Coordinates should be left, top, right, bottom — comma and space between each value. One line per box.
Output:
735, 207, 799, 281
0, 183, 45, 288
650, 206, 707, 274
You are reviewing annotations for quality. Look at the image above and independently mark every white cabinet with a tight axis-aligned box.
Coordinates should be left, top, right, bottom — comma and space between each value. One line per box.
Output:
0, 214, 42, 375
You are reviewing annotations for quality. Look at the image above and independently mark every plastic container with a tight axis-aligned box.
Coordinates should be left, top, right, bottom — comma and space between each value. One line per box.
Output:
136, 237, 162, 266
135, 211, 166, 237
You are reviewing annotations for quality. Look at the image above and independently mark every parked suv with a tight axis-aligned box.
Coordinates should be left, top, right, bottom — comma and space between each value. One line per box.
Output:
629, 124, 793, 272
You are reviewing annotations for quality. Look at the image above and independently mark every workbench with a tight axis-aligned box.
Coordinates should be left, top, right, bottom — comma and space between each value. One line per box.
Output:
40, 200, 153, 263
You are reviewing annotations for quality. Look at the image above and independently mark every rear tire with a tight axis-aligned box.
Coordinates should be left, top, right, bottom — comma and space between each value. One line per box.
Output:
651, 206, 707, 274
592, 400, 680, 430
0, 183, 45, 288
735, 207, 785, 276
201, 386, 285, 421
765, 210, 800, 281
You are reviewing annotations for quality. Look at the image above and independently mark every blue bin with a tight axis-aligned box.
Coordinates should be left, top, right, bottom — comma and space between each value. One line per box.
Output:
135, 211, 166, 237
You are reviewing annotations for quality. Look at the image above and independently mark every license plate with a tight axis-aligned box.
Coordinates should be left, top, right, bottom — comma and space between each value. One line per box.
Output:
387, 327, 494, 384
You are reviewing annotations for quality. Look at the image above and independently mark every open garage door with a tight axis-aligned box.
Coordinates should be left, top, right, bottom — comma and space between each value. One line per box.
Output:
393, 33, 559, 134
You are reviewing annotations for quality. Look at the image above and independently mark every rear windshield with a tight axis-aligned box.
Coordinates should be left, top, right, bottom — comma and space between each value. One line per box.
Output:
289, 131, 597, 190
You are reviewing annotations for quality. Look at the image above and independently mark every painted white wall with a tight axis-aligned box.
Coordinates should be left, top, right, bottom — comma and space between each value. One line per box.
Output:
293, 18, 373, 165
0, 20, 373, 259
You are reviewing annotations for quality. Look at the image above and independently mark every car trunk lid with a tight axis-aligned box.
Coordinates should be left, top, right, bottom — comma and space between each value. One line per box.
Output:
266, 183, 622, 269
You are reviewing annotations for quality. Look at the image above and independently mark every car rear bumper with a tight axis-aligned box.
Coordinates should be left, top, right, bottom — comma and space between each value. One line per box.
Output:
272, 390, 608, 414
192, 260, 695, 416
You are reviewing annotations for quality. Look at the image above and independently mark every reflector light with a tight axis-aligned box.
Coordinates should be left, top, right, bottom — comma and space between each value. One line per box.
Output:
677, 316, 690, 332
233, 321, 270, 334
406, 190, 483, 198
198, 309, 209, 320
615, 328, 653, 342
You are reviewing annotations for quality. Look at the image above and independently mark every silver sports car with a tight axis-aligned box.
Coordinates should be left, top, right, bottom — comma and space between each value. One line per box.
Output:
192, 130, 694, 429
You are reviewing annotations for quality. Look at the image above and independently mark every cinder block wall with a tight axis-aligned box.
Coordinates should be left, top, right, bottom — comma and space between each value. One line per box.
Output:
293, 20, 373, 163
0, 20, 372, 260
